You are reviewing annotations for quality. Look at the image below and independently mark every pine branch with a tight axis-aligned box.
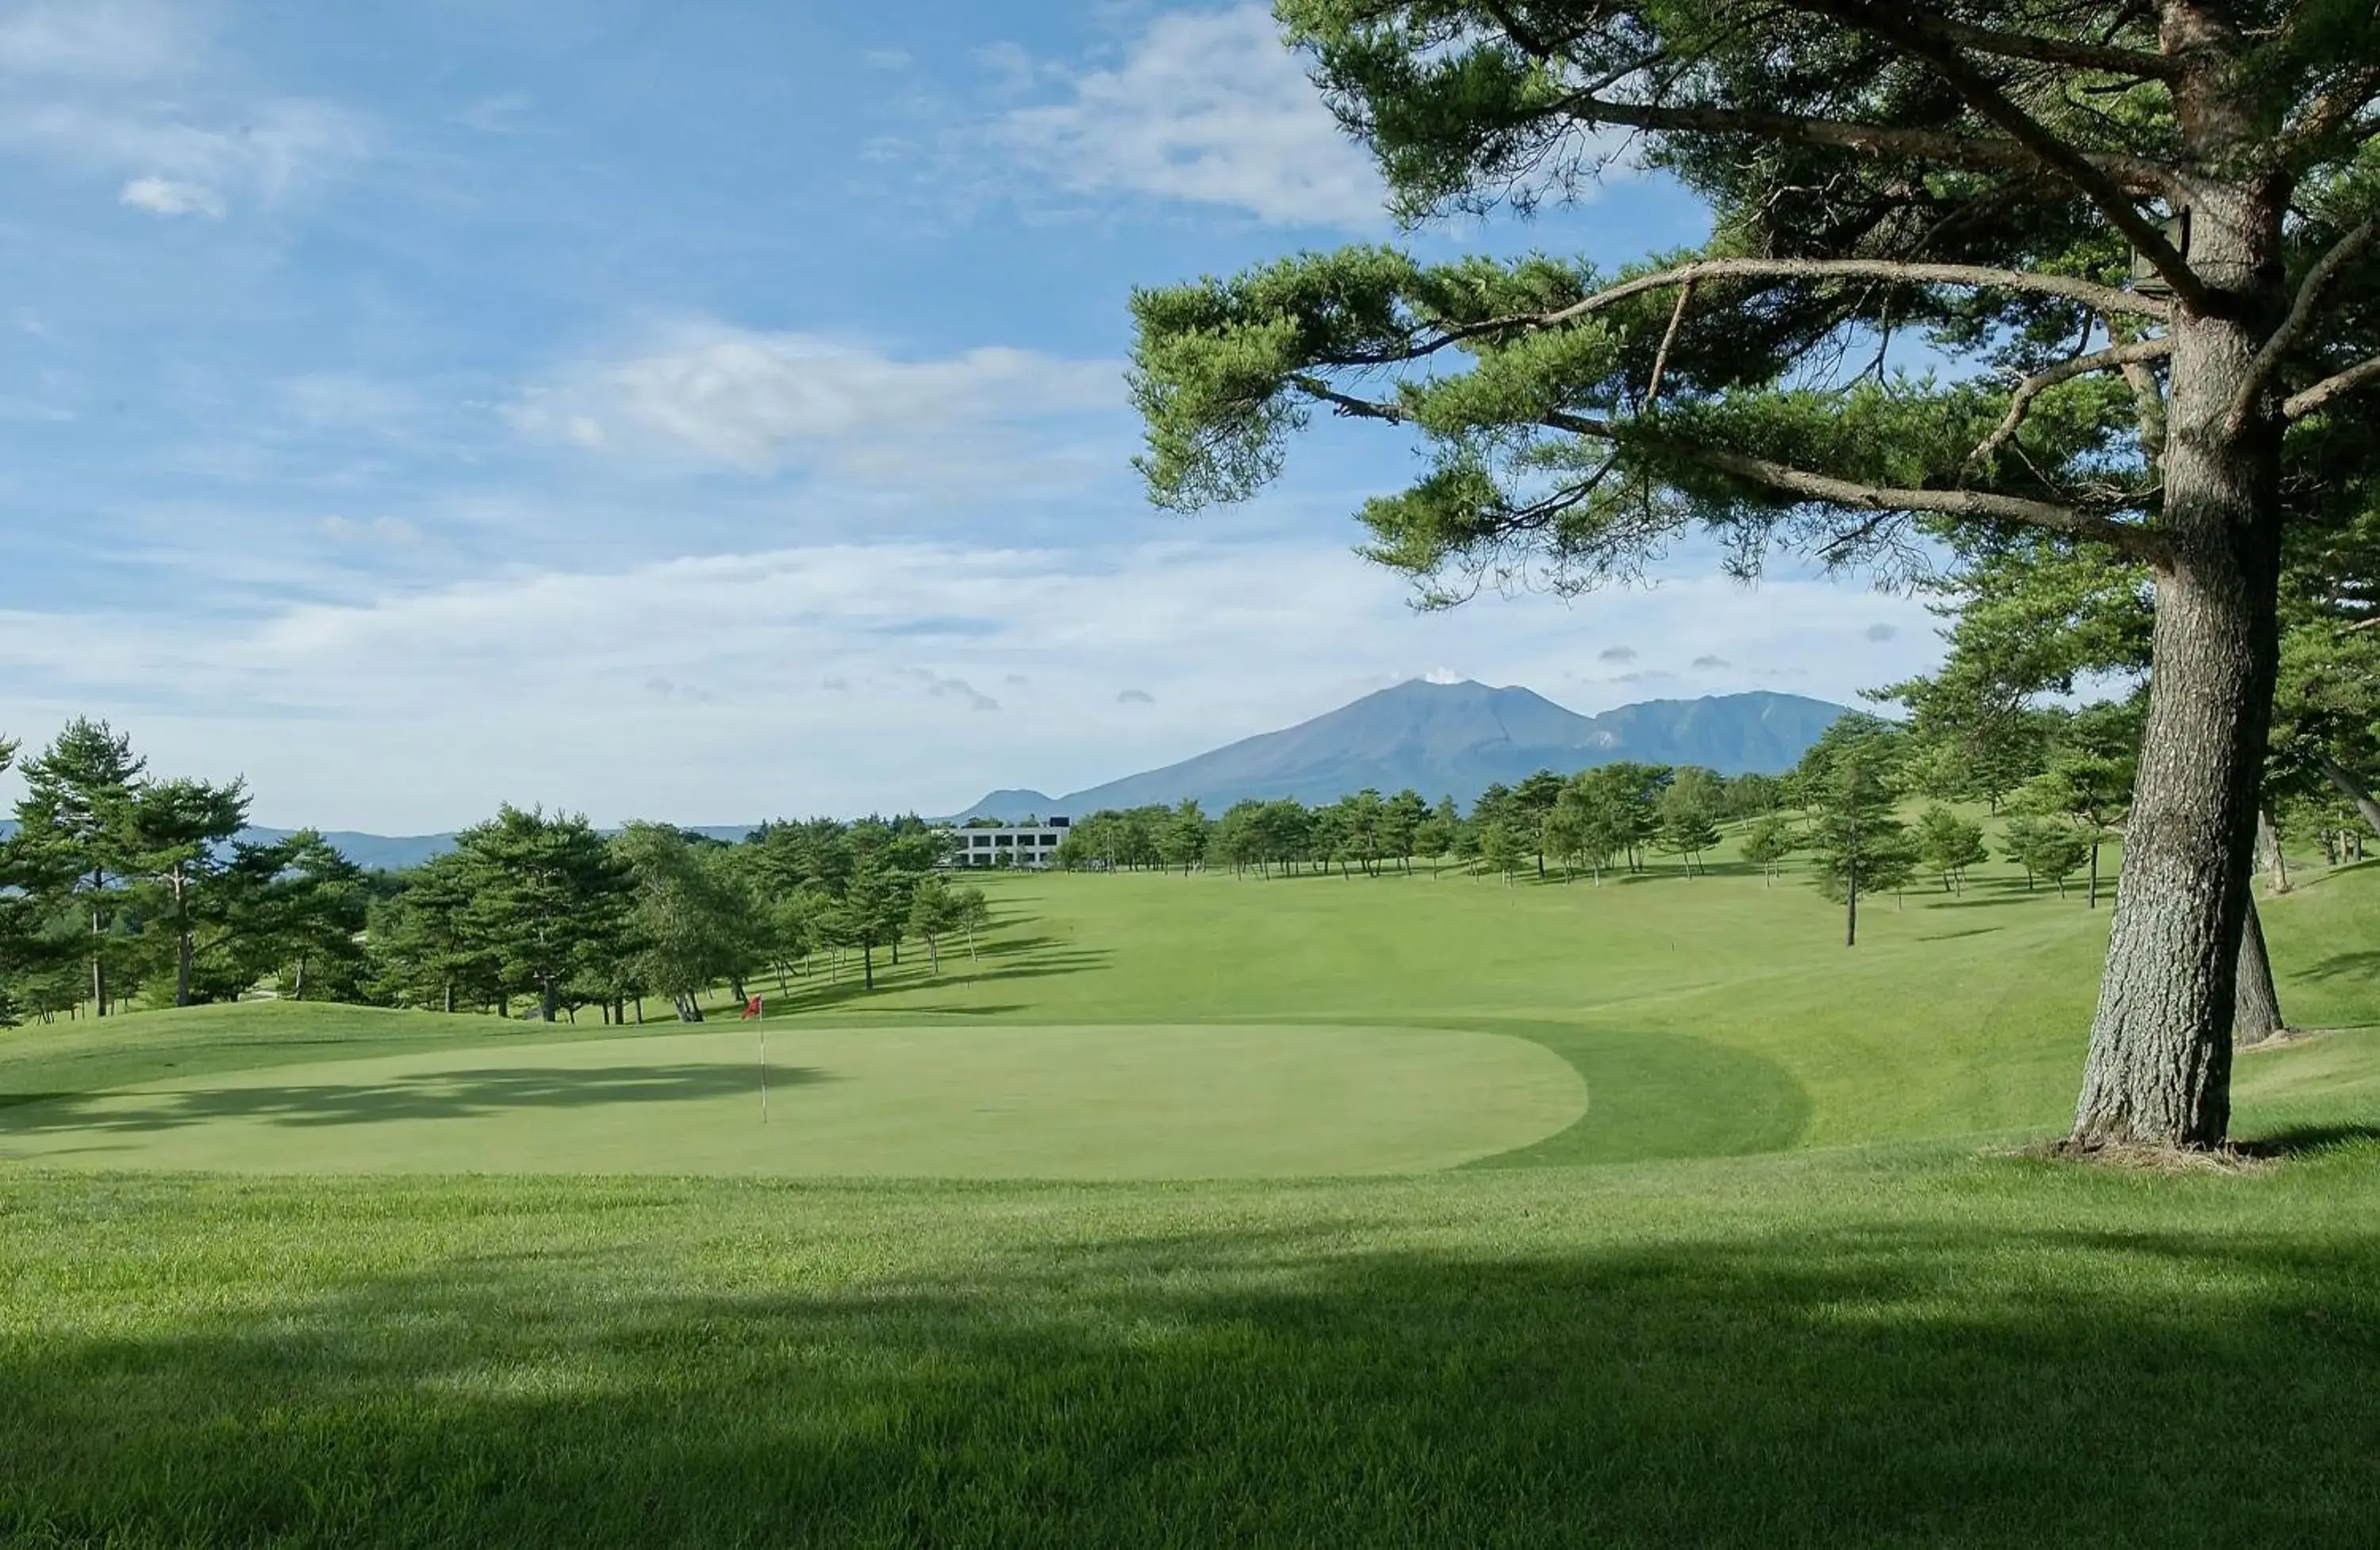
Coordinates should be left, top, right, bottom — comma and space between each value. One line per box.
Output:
2229, 217, 2378, 431
1969, 338, 2174, 466
1801, 2, 2209, 313
2282, 65, 2380, 165
1644, 279, 1695, 408
1334, 256, 2162, 368
1902, 13, 2178, 79
2284, 355, 2380, 420
1284, 375, 2170, 563
1547, 92, 2174, 195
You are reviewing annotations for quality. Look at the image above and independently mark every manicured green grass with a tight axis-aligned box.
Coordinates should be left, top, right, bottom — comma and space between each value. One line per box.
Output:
0, 1024, 1583, 1177
2, 844, 2376, 1544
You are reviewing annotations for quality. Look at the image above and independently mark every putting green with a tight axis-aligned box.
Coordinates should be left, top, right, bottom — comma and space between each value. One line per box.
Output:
0, 1024, 1587, 1179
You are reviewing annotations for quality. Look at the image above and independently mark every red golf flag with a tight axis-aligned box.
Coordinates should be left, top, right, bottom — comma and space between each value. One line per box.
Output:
739, 995, 763, 1020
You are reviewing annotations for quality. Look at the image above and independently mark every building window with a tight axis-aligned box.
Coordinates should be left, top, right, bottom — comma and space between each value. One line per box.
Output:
973, 834, 992, 847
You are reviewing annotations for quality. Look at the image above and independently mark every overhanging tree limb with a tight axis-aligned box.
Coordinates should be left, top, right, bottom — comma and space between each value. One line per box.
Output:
1896, 13, 2179, 79
1345, 256, 2164, 367
2284, 355, 2380, 420
1804, 1, 2209, 312
2231, 217, 2378, 430
1548, 91, 2175, 196
1970, 338, 2174, 466
1285, 374, 2169, 562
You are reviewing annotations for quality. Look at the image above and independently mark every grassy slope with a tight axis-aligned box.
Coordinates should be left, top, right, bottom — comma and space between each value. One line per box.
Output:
1, 846, 2376, 1544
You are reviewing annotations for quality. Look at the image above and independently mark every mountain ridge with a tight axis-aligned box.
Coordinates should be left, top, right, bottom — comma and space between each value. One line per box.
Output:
943, 680, 1849, 821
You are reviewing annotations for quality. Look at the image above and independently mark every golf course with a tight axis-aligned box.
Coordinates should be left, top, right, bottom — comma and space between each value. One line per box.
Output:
3, 842, 2376, 1545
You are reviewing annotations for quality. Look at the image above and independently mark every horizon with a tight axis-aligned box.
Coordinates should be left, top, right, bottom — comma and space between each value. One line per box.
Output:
0, 1, 1941, 831
0, 679, 1857, 837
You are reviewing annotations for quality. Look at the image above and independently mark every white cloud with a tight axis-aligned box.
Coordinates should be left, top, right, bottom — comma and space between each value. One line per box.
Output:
511, 323, 1121, 476
993, 4, 1384, 227
1423, 666, 1463, 685
117, 174, 223, 217
0, 539, 1946, 830
0, 4, 368, 216
0, 2, 198, 82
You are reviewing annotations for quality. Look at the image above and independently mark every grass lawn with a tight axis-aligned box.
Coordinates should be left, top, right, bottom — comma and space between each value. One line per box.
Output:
2, 841, 2376, 1544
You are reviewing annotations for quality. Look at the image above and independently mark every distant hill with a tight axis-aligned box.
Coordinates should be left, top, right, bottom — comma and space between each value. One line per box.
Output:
948, 681, 1850, 819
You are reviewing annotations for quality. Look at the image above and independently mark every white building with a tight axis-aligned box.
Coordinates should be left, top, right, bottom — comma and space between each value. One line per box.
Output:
942, 816, 1072, 869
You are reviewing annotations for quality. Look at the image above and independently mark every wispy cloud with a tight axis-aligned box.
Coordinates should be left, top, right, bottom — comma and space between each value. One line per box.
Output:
117, 175, 223, 217
0, 539, 1946, 828
0, 1, 199, 82
0, 3, 369, 217
992, 4, 1384, 227
509, 321, 1121, 480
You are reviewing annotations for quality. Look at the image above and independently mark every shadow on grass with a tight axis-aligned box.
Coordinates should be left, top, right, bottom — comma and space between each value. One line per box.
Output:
2, 1214, 2374, 1546
770, 947, 1112, 1015
0, 1062, 831, 1135
2236, 1122, 2380, 1159
2301, 950, 2380, 984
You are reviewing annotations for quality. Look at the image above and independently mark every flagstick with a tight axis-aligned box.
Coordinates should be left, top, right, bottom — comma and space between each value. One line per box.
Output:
759, 1030, 768, 1125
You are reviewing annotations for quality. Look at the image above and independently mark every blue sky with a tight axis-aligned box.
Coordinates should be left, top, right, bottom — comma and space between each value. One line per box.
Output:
0, 0, 1944, 830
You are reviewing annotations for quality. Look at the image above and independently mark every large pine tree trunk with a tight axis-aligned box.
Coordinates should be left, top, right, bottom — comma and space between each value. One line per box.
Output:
2234, 894, 2284, 1047
2068, 201, 2284, 1150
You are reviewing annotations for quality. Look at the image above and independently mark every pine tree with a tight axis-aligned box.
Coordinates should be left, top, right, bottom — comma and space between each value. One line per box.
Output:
128, 777, 251, 1007
1916, 807, 1991, 895
1129, 2, 2380, 1148
455, 806, 628, 1022
13, 719, 147, 1015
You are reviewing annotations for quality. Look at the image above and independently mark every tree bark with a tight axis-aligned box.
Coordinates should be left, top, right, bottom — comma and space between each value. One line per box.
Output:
2319, 754, 2380, 838
2234, 895, 2284, 1046
2069, 190, 2285, 1150
2259, 808, 2289, 895
174, 869, 193, 1008
862, 942, 875, 991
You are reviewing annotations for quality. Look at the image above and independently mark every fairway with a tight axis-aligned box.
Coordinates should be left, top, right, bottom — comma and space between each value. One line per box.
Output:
4, 858, 2376, 1545
0, 1023, 1587, 1178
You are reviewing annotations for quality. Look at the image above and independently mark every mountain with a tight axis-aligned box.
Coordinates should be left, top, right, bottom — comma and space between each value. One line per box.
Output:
942, 789, 1060, 823
950, 681, 1851, 819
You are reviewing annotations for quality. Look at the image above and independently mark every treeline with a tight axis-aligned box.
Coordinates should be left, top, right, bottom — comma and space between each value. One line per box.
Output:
371, 810, 989, 1022
1051, 767, 1787, 880
0, 719, 993, 1026
0, 720, 371, 1022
